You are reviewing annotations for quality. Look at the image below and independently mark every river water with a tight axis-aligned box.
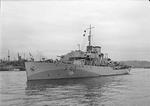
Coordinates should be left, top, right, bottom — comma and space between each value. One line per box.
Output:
0, 68, 150, 106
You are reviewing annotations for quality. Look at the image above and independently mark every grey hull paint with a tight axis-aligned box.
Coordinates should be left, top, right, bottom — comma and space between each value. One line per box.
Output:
25, 62, 130, 81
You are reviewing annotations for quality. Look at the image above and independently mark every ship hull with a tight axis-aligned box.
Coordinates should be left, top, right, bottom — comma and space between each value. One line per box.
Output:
25, 62, 130, 81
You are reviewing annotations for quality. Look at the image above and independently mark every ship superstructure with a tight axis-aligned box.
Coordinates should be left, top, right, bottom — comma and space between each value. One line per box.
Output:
25, 25, 131, 80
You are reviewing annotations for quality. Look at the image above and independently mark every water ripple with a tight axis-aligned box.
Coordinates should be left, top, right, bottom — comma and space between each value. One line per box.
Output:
1, 69, 150, 106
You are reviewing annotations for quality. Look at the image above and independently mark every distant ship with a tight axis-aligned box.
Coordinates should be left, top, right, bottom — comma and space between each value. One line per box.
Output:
25, 25, 131, 81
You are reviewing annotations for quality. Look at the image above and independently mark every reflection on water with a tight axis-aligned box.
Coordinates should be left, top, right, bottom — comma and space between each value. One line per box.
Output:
25, 76, 125, 106
26, 77, 113, 90
1, 69, 150, 106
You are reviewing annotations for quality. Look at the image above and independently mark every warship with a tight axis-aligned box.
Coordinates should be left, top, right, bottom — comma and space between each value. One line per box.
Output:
25, 25, 131, 81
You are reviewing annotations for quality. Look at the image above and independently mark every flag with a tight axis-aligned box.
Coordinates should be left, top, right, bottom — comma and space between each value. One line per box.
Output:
29, 52, 33, 57
83, 30, 86, 36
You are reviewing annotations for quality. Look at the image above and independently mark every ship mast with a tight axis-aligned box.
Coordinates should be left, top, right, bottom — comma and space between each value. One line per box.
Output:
83, 25, 95, 52
87, 25, 94, 46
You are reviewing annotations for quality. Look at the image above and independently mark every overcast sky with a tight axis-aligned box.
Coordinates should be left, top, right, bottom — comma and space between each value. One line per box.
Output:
1, 0, 150, 61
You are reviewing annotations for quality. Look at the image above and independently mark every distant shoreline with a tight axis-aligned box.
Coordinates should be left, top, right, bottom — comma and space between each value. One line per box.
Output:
0, 69, 25, 71
1, 60, 150, 71
132, 67, 150, 69
0, 67, 150, 72
120, 61, 150, 69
